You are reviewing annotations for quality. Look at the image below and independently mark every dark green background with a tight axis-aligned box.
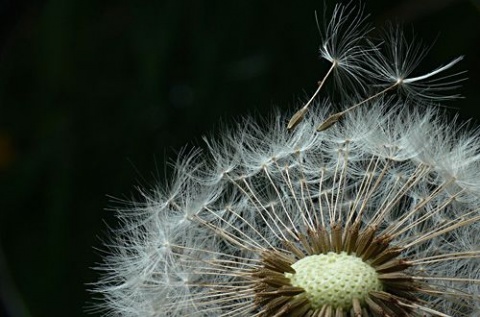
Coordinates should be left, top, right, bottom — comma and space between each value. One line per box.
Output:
0, 1, 478, 316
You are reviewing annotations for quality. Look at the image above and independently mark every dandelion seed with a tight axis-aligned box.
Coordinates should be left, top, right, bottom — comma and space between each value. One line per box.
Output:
92, 3, 480, 317
289, 3, 465, 132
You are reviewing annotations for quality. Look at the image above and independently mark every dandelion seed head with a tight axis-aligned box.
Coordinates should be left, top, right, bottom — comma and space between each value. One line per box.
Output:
92, 102, 480, 316
91, 3, 480, 317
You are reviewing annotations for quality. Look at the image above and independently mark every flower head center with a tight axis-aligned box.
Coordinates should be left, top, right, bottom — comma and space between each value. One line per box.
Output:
286, 251, 382, 309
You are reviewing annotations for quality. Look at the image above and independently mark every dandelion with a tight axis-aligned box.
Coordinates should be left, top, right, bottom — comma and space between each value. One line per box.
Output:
92, 3, 480, 317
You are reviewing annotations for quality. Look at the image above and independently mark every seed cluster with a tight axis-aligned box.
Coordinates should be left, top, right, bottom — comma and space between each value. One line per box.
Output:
251, 224, 418, 316
287, 252, 382, 309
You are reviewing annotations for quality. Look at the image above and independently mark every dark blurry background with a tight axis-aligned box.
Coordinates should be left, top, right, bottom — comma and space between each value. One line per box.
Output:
0, 0, 478, 316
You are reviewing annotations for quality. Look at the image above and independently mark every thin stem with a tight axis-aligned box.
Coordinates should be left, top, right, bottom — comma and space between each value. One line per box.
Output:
317, 82, 399, 131
287, 61, 337, 131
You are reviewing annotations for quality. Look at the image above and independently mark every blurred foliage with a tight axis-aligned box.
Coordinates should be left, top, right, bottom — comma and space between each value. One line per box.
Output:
0, 0, 478, 316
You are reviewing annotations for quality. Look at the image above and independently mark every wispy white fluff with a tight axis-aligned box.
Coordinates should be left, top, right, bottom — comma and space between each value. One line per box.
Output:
93, 102, 480, 316
367, 24, 466, 100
